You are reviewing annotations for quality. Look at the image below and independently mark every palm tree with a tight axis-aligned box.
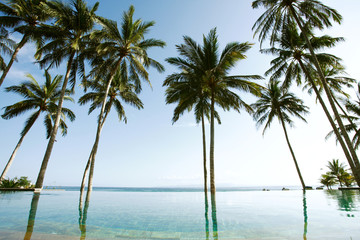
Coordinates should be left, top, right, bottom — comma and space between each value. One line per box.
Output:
34, 0, 99, 189
164, 38, 222, 193
252, 80, 308, 189
260, 26, 360, 185
252, 0, 360, 186
78, 68, 143, 198
0, 0, 50, 87
165, 28, 262, 195
0, 26, 15, 71
327, 159, 347, 188
80, 5, 165, 195
0, 71, 75, 181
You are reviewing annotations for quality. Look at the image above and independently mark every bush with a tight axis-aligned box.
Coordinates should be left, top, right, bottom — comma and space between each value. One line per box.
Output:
0, 176, 34, 188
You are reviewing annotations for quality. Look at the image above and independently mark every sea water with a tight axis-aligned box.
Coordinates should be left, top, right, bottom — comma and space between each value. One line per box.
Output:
0, 188, 359, 239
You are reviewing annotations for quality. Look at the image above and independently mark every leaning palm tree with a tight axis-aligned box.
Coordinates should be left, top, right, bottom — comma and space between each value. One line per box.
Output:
252, 80, 308, 190
0, 71, 75, 181
0, 26, 15, 71
80, 5, 165, 195
260, 26, 360, 185
34, 0, 99, 189
79, 68, 143, 199
252, 0, 360, 186
0, 0, 50, 87
165, 28, 262, 195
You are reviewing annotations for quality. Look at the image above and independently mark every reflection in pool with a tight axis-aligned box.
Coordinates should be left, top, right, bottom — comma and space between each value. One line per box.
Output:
0, 188, 359, 239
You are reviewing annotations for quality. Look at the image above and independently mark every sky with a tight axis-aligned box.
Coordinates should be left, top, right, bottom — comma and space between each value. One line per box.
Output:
1, 0, 360, 188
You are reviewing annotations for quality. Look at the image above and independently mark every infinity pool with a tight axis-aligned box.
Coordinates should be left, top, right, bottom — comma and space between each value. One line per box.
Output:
0, 188, 359, 239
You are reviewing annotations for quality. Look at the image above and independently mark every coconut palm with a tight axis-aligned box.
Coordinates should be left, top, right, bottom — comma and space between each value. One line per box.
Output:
252, 80, 308, 189
0, 0, 50, 87
164, 38, 222, 193
260, 26, 360, 185
79, 68, 143, 197
80, 5, 165, 195
0, 26, 16, 71
0, 71, 75, 181
165, 28, 262, 195
34, 0, 99, 189
252, 0, 360, 186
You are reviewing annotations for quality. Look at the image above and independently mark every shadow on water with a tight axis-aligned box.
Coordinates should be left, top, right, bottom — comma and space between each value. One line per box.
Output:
325, 190, 360, 217
23, 193, 40, 240
303, 192, 308, 240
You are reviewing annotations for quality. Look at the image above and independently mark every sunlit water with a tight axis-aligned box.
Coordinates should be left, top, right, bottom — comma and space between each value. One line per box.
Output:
0, 188, 359, 239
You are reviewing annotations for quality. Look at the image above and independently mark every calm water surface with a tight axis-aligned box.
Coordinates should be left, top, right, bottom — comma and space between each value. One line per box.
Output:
0, 188, 359, 239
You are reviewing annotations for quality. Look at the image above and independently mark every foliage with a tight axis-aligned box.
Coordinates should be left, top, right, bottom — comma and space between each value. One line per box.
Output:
320, 173, 337, 190
0, 176, 34, 188
320, 159, 355, 188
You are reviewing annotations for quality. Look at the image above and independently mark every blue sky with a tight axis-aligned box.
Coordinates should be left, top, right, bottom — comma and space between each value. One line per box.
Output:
1, 0, 360, 187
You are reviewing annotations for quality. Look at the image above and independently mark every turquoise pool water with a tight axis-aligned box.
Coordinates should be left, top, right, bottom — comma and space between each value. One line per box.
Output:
0, 188, 359, 239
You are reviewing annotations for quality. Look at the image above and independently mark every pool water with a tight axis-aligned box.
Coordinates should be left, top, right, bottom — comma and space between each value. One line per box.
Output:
0, 189, 359, 239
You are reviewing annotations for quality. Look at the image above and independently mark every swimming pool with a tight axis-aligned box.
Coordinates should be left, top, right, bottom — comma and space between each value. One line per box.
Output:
0, 188, 359, 239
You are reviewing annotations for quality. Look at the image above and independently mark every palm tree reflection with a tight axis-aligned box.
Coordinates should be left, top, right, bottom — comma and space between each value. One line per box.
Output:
326, 190, 358, 216
79, 189, 91, 239
210, 193, 218, 240
24, 193, 40, 240
204, 192, 209, 240
303, 193, 308, 240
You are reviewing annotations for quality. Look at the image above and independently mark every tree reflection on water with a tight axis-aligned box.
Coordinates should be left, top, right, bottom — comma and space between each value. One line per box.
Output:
325, 190, 360, 217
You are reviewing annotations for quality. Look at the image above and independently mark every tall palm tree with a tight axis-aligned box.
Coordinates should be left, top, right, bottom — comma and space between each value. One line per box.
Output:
164, 39, 221, 193
34, 0, 99, 189
252, 80, 308, 189
0, 0, 50, 87
0, 26, 15, 71
252, 0, 360, 186
260, 26, 360, 185
165, 28, 262, 195
78, 68, 143, 198
0, 71, 75, 181
80, 5, 165, 195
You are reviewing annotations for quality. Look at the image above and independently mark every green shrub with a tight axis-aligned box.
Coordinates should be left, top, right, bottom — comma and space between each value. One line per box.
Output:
0, 176, 34, 188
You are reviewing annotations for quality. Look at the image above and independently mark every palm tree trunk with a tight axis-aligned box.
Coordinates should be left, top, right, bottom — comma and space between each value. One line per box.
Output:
0, 111, 40, 181
79, 105, 111, 197
201, 113, 208, 193
0, 35, 28, 87
298, 60, 360, 186
35, 51, 76, 189
290, 6, 360, 181
279, 111, 306, 190
209, 90, 216, 195
85, 75, 116, 201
